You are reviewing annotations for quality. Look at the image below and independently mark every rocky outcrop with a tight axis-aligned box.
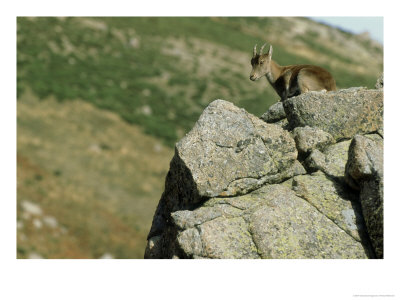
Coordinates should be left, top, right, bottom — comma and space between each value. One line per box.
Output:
145, 84, 383, 259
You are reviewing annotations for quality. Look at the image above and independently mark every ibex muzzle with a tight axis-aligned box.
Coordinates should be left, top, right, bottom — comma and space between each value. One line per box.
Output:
250, 43, 336, 101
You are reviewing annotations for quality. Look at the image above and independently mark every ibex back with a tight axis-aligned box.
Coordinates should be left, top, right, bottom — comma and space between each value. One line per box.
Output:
250, 43, 336, 101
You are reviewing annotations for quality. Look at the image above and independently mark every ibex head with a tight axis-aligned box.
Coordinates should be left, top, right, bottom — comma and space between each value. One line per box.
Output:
250, 43, 273, 81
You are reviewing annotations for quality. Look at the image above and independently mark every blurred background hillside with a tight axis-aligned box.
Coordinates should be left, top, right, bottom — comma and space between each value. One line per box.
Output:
17, 17, 383, 259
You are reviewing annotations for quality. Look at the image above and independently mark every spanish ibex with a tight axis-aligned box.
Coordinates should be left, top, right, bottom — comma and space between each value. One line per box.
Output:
250, 43, 336, 101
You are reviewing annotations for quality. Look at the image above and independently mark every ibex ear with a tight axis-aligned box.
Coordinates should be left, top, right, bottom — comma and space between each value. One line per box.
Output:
267, 45, 273, 59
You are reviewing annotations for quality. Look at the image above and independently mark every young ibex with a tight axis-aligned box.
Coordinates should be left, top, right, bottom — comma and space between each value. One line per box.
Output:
250, 43, 336, 101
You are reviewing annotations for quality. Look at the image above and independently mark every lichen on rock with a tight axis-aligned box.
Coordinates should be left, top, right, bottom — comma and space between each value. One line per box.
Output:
292, 171, 365, 242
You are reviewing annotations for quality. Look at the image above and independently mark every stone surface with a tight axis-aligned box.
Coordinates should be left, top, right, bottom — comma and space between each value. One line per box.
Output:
198, 217, 259, 259
221, 159, 307, 196
283, 87, 383, 140
375, 73, 383, 89
346, 135, 383, 258
260, 101, 286, 123
293, 126, 335, 155
292, 171, 365, 242
151, 183, 368, 259
346, 135, 383, 183
176, 99, 297, 198
177, 228, 203, 257
247, 185, 367, 259
275, 118, 289, 129
304, 140, 351, 181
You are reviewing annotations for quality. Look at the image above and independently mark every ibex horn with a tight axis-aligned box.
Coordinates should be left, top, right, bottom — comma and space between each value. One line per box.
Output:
259, 43, 267, 55
253, 44, 257, 57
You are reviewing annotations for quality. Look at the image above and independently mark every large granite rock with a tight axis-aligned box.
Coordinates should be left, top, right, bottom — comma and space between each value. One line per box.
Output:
173, 99, 298, 198
145, 83, 383, 259
283, 87, 383, 140
145, 100, 302, 257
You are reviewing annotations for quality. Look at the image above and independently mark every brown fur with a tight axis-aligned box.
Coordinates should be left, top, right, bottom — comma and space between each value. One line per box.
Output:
250, 44, 336, 101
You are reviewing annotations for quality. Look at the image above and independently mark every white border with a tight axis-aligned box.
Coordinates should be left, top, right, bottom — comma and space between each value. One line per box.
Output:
2, 1, 398, 299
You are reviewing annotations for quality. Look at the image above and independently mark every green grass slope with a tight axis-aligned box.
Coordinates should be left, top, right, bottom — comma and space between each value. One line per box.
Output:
17, 90, 173, 258
17, 17, 383, 147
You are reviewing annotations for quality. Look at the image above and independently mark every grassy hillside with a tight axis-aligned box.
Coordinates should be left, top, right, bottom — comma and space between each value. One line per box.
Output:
17, 17, 383, 146
17, 17, 383, 258
17, 90, 173, 258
